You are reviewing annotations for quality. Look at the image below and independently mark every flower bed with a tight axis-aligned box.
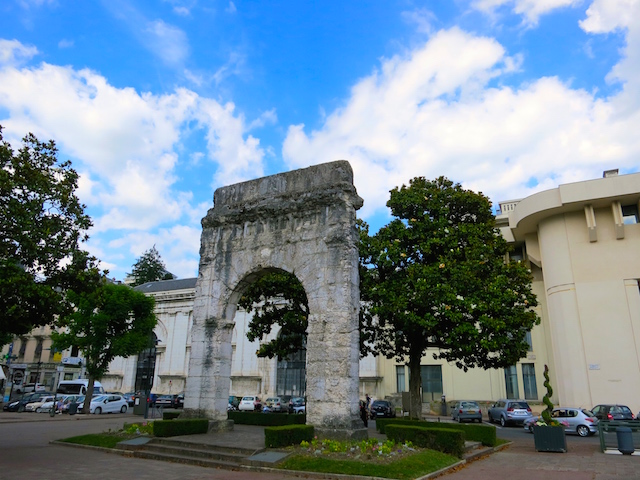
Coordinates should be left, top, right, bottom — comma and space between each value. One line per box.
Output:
289, 437, 419, 464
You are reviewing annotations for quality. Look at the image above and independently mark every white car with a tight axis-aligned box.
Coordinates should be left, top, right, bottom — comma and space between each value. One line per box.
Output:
24, 395, 55, 412
78, 394, 128, 414
36, 394, 83, 413
238, 396, 262, 411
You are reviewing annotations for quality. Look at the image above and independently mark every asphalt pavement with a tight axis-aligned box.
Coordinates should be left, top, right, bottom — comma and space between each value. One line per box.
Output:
0, 410, 638, 479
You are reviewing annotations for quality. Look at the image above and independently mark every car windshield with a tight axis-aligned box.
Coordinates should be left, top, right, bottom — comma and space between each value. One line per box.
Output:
582, 409, 596, 417
461, 402, 479, 408
92, 395, 107, 402
510, 402, 529, 409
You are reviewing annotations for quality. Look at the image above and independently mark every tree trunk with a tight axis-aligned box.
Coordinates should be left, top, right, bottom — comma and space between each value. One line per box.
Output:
82, 376, 96, 414
408, 354, 422, 419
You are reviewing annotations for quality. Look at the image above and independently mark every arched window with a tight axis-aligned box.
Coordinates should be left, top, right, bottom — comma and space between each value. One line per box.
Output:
276, 336, 306, 397
134, 333, 158, 393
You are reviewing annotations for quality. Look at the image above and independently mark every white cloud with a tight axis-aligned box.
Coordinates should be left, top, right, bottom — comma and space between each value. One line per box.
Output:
473, 0, 582, 25
0, 39, 38, 67
143, 19, 190, 66
401, 8, 437, 35
580, 0, 638, 32
0, 39, 267, 278
282, 26, 640, 219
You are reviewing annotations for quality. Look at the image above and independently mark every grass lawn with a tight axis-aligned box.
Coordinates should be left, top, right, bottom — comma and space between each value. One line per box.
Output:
279, 449, 460, 479
59, 433, 130, 449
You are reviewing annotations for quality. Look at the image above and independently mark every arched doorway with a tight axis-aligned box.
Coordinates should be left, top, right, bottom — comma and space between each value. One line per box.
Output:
184, 161, 365, 439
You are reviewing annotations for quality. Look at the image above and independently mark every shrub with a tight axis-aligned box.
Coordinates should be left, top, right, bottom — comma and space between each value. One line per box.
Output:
229, 410, 306, 426
163, 411, 182, 420
153, 418, 209, 437
376, 418, 496, 446
385, 425, 465, 458
265, 424, 314, 448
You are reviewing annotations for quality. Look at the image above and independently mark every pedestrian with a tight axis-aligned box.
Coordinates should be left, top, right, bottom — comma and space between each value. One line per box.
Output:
56, 398, 64, 414
360, 400, 368, 428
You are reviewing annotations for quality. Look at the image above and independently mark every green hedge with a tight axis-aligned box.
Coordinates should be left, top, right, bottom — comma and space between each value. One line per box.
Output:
385, 425, 465, 458
162, 411, 182, 420
228, 411, 306, 426
376, 418, 496, 447
153, 418, 209, 437
265, 424, 314, 448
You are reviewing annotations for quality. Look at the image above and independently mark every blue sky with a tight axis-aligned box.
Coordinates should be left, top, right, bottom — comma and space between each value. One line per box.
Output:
1, 0, 638, 280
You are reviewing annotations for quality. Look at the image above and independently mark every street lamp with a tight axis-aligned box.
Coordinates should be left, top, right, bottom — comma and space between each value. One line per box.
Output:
143, 339, 160, 419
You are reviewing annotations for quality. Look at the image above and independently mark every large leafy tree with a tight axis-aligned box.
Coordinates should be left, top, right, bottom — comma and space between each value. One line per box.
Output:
359, 177, 539, 419
52, 273, 157, 413
128, 245, 175, 286
0, 127, 92, 337
237, 270, 308, 359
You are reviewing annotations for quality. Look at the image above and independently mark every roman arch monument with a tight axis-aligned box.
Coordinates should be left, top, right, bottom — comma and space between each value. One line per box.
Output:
183, 160, 366, 439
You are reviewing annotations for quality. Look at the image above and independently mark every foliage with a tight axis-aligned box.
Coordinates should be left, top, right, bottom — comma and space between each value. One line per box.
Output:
541, 364, 557, 425
280, 446, 458, 479
128, 245, 175, 287
153, 418, 209, 437
163, 411, 182, 420
228, 410, 306, 426
265, 424, 314, 447
0, 127, 92, 336
385, 424, 465, 458
52, 281, 157, 412
237, 270, 309, 359
359, 177, 539, 418
375, 418, 497, 446
123, 422, 154, 435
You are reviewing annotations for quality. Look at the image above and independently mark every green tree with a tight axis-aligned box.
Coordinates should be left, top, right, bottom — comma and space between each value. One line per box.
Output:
359, 177, 539, 419
128, 245, 175, 286
237, 270, 308, 359
52, 278, 157, 413
0, 126, 92, 337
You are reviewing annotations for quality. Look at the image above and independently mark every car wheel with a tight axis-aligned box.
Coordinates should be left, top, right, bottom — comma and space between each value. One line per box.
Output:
500, 416, 506, 427
94, 407, 102, 414
577, 425, 589, 437
528, 424, 534, 433
36, 408, 42, 413
458, 417, 463, 423
120, 405, 127, 413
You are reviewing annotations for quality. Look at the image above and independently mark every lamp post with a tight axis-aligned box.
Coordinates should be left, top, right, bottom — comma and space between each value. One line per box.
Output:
143, 339, 159, 419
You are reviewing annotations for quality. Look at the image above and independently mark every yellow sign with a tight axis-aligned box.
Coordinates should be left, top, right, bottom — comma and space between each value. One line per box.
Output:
53, 352, 63, 363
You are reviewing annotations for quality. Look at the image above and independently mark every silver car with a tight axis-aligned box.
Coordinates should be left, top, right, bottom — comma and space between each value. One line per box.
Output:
488, 399, 533, 427
451, 401, 483, 423
524, 407, 599, 437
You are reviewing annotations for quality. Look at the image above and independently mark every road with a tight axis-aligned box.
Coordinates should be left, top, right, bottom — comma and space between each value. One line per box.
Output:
0, 411, 304, 480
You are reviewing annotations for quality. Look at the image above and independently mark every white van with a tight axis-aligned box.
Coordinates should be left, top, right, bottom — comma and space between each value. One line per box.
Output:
57, 379, 104, 396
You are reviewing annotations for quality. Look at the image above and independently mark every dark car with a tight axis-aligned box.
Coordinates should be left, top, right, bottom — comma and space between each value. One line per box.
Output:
155, 394, 178, 408
176, 393, 184, 408
591, 404, 635, 421
122, 392, 136, 407
2, 392, 53, 412
288, 396, 305, 414
369, 399, 396, 419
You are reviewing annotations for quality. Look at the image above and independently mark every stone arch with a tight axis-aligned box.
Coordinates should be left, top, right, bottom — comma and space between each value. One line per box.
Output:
184, 161, 364, 438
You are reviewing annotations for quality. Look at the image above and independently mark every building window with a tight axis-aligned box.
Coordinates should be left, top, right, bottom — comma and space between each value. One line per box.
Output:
276, 347, 306, 397
504, 366, 519, 399
35, 338, 43, 361
525, 331, 533, 352
622, 204, 639, 225
420, 365, 443, 402
522, 363, 538, 400
18, 338, 26, 358
510, 245, 524, 262
396, 365, 406, 392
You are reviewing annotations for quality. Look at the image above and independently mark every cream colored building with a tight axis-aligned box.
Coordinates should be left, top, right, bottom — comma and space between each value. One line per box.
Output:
3, 171, 639, 413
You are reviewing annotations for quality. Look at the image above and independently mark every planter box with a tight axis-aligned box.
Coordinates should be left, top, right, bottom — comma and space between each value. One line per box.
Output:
533, 425, 567, 453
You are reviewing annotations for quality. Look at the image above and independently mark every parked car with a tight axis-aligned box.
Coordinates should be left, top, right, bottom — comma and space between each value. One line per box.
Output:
523, 407, 599, 437
24, 395, 56, 412
15, 383, 47, 394
265, 397, 286, 412
238, 396, 262, 411
288, 396, 305, 414
591, 404, 635, 421
78, 394, 128, 414
122, 392, 136, 407
369, 399, 396, 419
292, 404, 306, 414
155, 394, 179, 408
488, 399, 533, 426
2, 392, 53, 412
451, 401, 483, 423
176, 393, 184, 408
228, 395, 241, 410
